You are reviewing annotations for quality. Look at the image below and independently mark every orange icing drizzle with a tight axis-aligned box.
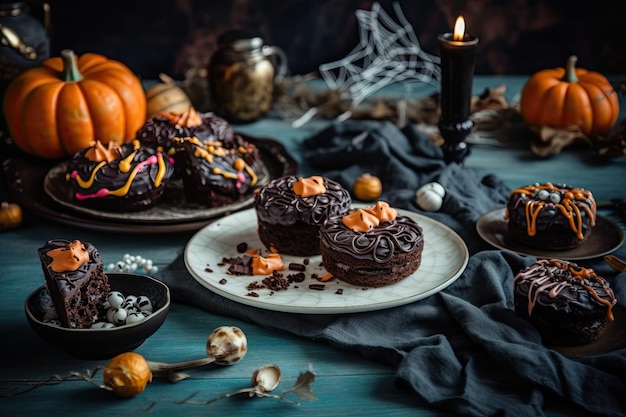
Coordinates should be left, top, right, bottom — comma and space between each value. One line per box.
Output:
548, 259, 615, 321
84, 141, 123, 162
505, 183, 596, 239
46, 240, 89, 273
251, 253, 284, 275
175, 137, 258, 186
158, 106, 202, 128
292, 176, 326, 197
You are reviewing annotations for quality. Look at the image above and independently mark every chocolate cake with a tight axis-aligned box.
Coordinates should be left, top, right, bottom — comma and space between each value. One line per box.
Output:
513, 259, 616, 346
136, 107, 236, 158
171, 135, 262, 207
66, 140, 175, 212
254, 175, 352, 256
505, 182, 596, 250
319, 202, 424, 287
38, 239, 110, 329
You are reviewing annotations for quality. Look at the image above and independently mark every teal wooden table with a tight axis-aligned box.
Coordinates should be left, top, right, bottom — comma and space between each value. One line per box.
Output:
1, 76, 625, 417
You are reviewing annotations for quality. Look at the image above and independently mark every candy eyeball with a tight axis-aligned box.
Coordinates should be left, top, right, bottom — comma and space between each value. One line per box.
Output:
536, 189, 550, 200
125, 312, 147, 325
416, 182, 445, 212
548, 192, 561, 204
107, 307, 128, 326
136, 296, 153, 313
106, 291, 125, 309
91, 321, 116, 329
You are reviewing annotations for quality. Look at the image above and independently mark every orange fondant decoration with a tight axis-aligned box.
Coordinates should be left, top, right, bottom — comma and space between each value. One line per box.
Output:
292, 176, 326, 197
47, 240, 89, 272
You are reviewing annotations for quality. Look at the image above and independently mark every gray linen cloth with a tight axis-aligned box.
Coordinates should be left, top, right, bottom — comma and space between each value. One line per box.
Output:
156, 121, 626, 417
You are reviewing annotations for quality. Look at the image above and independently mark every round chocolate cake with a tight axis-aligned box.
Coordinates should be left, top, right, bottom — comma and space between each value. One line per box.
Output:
254, 175, 352, 256
505, 182, 596, 250
137, 107, 236, 158
171, 135, 262, 207
319, 202, 424, 287
513, 259, 616, 346
66, 140, 175, 212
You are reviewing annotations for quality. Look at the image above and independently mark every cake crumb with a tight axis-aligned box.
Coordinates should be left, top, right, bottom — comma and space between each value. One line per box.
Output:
219, 278, 227, 285
236, 242, 248, 253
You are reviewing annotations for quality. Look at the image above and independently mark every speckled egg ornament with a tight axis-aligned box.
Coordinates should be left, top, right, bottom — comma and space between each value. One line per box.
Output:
415, 182, 445, 211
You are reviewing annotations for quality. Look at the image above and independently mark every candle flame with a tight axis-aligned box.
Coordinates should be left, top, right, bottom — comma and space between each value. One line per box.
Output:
453, 16, 465, 41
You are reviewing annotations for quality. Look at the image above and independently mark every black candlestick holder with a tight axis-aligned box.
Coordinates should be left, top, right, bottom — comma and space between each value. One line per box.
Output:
438, 32, 478, 164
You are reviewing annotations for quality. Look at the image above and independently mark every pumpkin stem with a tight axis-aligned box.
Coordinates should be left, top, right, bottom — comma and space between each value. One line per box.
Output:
60, 49, 84, 82
562, 55, 578, 84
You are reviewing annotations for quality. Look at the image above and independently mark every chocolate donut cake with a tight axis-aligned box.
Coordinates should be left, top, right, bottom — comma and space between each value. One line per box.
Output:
137, 107, 237, 158
254, 175, 352, 256
66, 140, 175, 212
513, 259, 616, 346
171, 135, 262, 207
319, 202, 424, 287
505, 182, 596, 250
38, 239, 110, 329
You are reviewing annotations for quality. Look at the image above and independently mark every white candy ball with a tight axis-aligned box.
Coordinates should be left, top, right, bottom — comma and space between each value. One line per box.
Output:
106, 307, 128, 326
123, 254, 131, 261
91, 321, 115, 329
106, 291, 125, 309
125, 312, 146, 325
416, 182, 445, 212
135, 296, 153, 313
537, 190, 550, 200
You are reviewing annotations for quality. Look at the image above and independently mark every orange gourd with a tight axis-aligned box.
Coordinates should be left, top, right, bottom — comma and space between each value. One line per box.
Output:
519, 56, 619, 135
3, 49, 146, 159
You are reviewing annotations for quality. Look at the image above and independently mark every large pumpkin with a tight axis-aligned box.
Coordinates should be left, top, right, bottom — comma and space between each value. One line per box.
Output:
519, 56, 619, 135
3, 49, 146, 159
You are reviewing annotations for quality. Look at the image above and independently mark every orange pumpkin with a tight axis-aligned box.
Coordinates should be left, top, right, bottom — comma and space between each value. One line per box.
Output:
3, 49, 146, 159
519, 56, 619, 135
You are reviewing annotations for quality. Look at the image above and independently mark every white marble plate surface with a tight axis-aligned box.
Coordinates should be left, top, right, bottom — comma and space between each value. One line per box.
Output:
184, 206, 469, 314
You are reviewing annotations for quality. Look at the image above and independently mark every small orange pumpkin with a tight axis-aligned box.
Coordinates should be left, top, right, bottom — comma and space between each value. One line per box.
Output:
3, 49, 146, 159
0, 202, 22, 231
519, 56, 619, 135
102, 352, 152, 398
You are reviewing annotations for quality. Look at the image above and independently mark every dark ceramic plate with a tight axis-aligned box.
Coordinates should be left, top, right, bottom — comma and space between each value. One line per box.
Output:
24, 273, 170, 359
476, 208, 625, 260
548, 304, 626, 358
44, 160, 270, 223
3, 135, 297, 233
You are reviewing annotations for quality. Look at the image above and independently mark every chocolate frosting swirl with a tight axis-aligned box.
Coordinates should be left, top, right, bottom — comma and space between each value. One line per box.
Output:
254, 175, 351, 226
514, 259, 616, 317
319, 213, 423, 263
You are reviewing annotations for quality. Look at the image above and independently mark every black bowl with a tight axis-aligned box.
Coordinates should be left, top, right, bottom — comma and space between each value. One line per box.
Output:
25, 273, 170, 359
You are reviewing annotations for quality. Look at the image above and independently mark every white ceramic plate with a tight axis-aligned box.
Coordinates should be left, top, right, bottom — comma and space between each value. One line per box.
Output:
477, 208, 625, 260
184, 206, 469, 314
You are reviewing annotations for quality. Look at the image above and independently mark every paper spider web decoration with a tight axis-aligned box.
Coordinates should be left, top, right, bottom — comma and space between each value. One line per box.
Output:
319, 1, 440, 106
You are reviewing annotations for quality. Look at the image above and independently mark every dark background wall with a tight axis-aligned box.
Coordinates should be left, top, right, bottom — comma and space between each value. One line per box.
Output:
46, 0, 624, 80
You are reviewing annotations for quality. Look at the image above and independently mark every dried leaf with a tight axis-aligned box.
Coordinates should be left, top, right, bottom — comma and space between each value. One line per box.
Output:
282, 370, 317, 401
529, 125, 589, 157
